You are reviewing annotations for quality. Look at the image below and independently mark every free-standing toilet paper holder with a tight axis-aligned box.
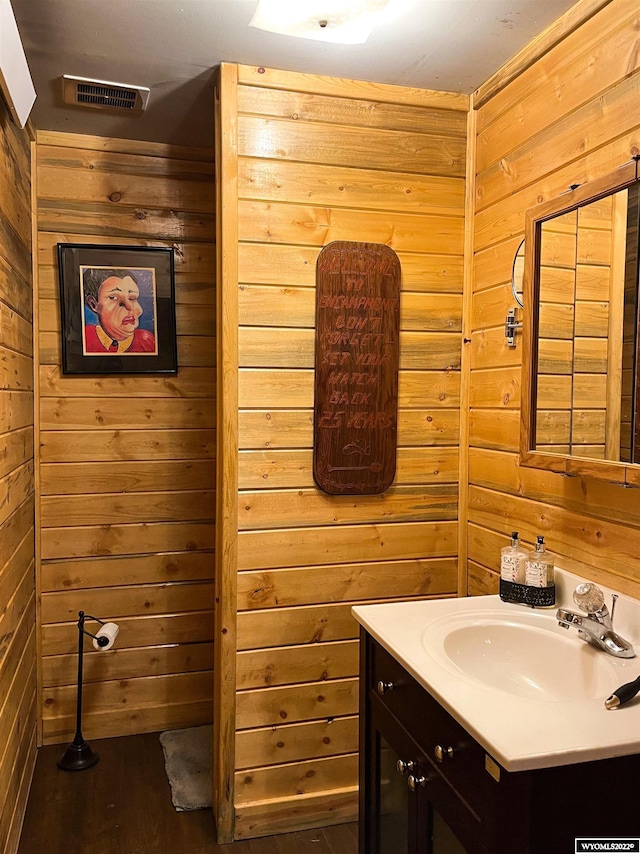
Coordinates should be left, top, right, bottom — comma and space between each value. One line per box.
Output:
57, 610, 120, 771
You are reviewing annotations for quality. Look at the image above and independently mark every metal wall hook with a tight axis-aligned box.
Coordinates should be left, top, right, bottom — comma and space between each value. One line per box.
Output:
505, 307, 523, 347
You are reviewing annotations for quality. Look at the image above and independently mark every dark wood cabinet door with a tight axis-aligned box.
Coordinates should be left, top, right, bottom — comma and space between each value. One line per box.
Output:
363, 691, 473, 854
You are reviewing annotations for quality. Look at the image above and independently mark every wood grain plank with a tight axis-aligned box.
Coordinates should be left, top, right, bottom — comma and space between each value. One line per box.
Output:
0, 302, 32, 356
41, 672, 213, 737
238, 84, 468, 135
235, 715, 358, 769
238, 485, 457, 530
239, 369, 460, 409
238, 408, 460, 449
239, 284, 461, 332
233, 789, 357, 840
40, 459, 215, 495
237, 64, 469, 111
41, 697, 212, 744
0, 498, 34, 571
234, 753, 358, 804
239, 242, 464, 290
0, 480, 34, 556
0, 253, 32, 322
41, 611, 214, 656
238, 521, 457, 571
37, 147, 214, 212
42, 641, 213, 687
469, 408, 520, 452
40, 581, 214, 622
39, 428, 216, 463
237, 558, 457, 610
237, 447, 459, 489
236, 678, 359, 729
41, 520, 215, 560
39, 365, 215, 398
238, 200, 464, 254
36, 197, 215, 242
0, 346, 33, 391
41, 550, 214, 592
40, 490, 215, 528
0, 428, 34, 480
37, 130, 215, 162
39, 396, 215, 430
236, 641, 359, 690
238, 327, 461, 370
38, 232, 215, 273
238, 115, 466, 177
238, 157, 465, 214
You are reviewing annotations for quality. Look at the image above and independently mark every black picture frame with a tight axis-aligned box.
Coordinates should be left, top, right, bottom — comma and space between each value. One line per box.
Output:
57, 243, 177, 375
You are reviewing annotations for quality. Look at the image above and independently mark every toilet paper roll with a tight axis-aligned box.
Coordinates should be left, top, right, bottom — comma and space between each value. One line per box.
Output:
93, 622, 120, 651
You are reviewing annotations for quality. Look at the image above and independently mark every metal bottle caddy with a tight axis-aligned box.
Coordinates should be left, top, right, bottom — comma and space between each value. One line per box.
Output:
500, 578, 556, 607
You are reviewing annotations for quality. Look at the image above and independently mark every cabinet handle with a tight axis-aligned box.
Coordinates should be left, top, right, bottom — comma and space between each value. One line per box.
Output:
407, 774, 428, 791
434, 744, 454, 763
396, 759, 415, 775
376, 680, 394, 695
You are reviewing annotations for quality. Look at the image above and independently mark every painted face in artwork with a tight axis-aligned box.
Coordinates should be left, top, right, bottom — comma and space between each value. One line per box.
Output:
87, 275, 143, 341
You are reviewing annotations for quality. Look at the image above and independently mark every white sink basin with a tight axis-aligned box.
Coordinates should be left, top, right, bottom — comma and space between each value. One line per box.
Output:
353, 573, 640, 771
422, 610, 624, 702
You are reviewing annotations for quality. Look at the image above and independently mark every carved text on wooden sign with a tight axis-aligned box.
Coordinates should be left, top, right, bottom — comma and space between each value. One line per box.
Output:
313, 241, 401, 495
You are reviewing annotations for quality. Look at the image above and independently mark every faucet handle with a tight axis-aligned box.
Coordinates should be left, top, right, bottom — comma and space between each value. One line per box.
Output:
573, 582, 606, 614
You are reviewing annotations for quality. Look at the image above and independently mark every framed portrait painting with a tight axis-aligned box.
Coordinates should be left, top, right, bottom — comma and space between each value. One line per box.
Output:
57, 243, 177, 375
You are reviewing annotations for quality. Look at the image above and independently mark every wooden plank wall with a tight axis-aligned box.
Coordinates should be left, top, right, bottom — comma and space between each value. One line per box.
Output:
468, 0, 640, 598
0, 100, 37, 853
34, 131, 216, 744
219, 64, 468, 839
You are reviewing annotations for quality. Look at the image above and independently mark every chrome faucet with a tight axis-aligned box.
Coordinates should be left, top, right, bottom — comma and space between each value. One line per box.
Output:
556, 583, 635, 658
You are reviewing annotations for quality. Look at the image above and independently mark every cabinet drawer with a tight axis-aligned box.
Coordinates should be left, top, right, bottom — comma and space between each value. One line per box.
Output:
370, 638, 498, 820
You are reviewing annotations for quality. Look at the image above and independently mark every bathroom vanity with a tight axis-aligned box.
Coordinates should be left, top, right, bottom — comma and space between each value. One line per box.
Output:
354, 574, 640, 853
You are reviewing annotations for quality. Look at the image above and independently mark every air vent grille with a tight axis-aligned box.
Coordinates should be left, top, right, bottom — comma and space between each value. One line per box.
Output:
62, 75, 150, 112
77, 82, 138, 110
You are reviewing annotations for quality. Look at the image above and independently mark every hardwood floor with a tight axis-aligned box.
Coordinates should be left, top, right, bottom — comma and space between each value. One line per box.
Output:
17, 733, 358, 854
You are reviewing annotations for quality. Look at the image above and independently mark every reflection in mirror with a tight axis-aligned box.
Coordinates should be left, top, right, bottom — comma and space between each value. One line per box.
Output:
535, 193, 629, 461
524, 165, 640, 475
512, 239, 525, 307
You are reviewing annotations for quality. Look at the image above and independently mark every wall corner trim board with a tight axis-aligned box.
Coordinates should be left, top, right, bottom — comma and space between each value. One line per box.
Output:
213, 60, 239, 845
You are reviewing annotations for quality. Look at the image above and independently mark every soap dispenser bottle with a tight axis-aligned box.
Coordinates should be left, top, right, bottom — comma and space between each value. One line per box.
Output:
500, 531, 526, 583
525, 535, 554, 587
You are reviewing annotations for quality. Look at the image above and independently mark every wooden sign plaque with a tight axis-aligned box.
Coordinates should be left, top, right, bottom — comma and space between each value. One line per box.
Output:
313, 241, 401, 495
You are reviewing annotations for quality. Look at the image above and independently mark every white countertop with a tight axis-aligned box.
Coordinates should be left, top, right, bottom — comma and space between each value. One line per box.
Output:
352, 569, 640, 772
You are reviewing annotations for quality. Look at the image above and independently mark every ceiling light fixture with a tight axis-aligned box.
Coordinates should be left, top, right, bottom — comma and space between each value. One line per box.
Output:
249, 0, 399, 45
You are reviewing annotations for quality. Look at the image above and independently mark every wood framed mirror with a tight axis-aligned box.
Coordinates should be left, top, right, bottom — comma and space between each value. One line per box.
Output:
521, 160, 640, 486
